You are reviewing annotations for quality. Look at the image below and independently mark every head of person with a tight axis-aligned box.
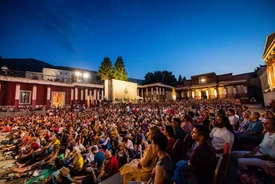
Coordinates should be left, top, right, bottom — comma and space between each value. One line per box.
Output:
263, 110, 275, 119
171, 118, 181, 128
243, 111, 251, 120
227, 109, 235, 116
148, 126, 161, 141
152, 133, 168, 154
250, 112, 260, 121
91, 146, 98, 154
56, 167, 70, 183
191, 125, 210, 142
118, 142, 125, 150
263, 117, 275, 131
104, 150, 112, 160
184, 114, 193, 124
122, 137, 128, 143
164, 125, 174, 138
214, 113, 226, 128
54, 157, 65, 170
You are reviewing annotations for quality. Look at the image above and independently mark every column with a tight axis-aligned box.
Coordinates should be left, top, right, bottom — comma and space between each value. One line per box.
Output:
151, 87, 153, 100
156, 87, 158, 101
226, 86, 234, 98
163, 88, 165, 101
71, 89, 74, 106
80, 89, 84, 105
198, 90, 201, 99
89, 90, 92, 107
32, 85, 37, 110
191, 91, 195, 99
74, 87, 78, 106
137, 88, 139, 97
101, 89, 104, 100
93, 89, 97, 106
15, 84, 20, 111
206, 89, 209, 99
146, 88, 148, 101
233, 86, 237, 96
46, 86, 51, 108
214, 88, 217, 98
85, 88, 88, 106
187, 91, 190, 98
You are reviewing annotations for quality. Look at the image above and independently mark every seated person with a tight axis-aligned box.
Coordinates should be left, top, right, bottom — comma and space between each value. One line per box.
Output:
97, 150, 119, 181
67, 148, 84, 176
120, 126, 161, 184
210, 114, 234, 157
115, 142, 130, 168
236, 112, 263, 150
232, 117, 275, 170
146, 133, 174, 184
91, 146, 105, 170
188, 125, 217, 184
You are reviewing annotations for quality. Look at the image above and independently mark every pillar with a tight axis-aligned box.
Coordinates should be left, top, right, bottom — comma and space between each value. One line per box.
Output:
80, 89, 83, 105
151, 87, 153, 100
214, 88, 217, 98
15, 84, 20, 111
74, 87, 78, 106
89, 90, 92, 107
192, 91, 195, 99
85, 89, 88, 106
101, 89, 104, 101
46, 86, 51, 108
70, 88, 74, 106
32, 85, 37, 110
94, 89, 97, 106
206, 89, 209, 99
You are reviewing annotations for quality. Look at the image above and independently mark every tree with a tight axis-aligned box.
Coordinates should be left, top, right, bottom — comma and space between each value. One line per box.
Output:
98, 57, 113, 80
143, 70, 177, 86
112, 56, 128, 81
177, 74, 183, 85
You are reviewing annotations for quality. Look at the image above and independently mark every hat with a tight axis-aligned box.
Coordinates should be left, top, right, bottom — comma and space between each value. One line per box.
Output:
59, 167, 70, 177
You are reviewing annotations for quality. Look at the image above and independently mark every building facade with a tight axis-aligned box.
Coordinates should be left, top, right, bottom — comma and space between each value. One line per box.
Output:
0, 67, 104, 110
175, 72, 252, 103
262, 32, 275, 106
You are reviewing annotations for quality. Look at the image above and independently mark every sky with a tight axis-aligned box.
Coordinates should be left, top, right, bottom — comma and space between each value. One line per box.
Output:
0, 0, 275, 80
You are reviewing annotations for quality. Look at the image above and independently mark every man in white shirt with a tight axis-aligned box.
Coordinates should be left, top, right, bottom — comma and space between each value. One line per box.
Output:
122, 137, 135, 157
227, 109, 239, 131
210, 114, 235, 157
232, 117, 275, 169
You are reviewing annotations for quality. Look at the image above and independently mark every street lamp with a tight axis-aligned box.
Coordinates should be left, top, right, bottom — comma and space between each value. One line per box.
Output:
83, 73, 90, 79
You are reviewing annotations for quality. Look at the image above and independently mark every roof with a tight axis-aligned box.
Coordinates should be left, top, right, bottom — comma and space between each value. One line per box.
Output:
263, 32, 275, 58
191, 72, 216, 78
0, 58, 53, 72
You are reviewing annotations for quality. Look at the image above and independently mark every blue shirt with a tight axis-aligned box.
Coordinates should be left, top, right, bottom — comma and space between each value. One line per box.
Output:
94, 151, 105, 168
246, 119, 263, 140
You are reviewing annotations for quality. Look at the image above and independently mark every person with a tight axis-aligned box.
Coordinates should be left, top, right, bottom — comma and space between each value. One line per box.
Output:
235, 111, 250, 135
236, 112, 263, 150
115, 142, 130, 168
181, 114, 194, 134
147, 133, 174, 184
67, 148, 84, 176
227, 109, 239, 131
92, 146, 105, 169
97, 150, 119, 181
171, 118, 186, 140
56, 167, 72, 184
232, 117, 275, 169
120, 126, 161, 184
188, 125, 217, 184
210, 114, 235, 157
163, 125, 175, 157
1, 65, 8, 75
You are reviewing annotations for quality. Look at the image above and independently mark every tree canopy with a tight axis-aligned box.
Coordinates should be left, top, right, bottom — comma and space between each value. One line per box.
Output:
112, 56, 128, 81
98, 57, 113, 80
143, 70, 177, 86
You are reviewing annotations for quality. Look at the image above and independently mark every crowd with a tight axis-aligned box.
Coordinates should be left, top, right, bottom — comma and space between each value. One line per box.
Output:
0, 98, 273, 184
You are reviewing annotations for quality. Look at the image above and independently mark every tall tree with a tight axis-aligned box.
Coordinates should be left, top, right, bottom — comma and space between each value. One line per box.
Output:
112, 56, 128, 81
177, 74, 183, 85
98, 57, 113, 80
143, 70, 177, 86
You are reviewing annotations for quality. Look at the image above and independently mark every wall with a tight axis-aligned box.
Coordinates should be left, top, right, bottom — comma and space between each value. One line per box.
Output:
109, 79, 137, 102
263, 92, 275, 106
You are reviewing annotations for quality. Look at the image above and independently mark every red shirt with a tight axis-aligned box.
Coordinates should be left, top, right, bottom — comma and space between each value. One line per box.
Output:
107, 156, 119, 176
167, 138, 175, 157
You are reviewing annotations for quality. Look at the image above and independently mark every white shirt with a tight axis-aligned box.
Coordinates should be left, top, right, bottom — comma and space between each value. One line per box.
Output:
259, 132, 275, 158
210, 127, 235, 157
126, 139, 134, 150
228, 115, 239, 128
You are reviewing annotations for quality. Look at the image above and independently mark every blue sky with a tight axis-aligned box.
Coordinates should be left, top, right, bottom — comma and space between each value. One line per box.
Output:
0, 0, 275, 79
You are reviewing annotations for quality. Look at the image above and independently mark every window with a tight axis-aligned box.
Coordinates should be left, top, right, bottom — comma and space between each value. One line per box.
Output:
199, 77, 207, 84
19, 91, 31, 104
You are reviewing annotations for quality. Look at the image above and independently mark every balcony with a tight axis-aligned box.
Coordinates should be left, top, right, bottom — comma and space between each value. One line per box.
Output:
0, 68, 103, 85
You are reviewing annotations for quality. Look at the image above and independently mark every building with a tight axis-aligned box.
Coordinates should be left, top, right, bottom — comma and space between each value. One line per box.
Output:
0, 58, 263, 108
262, 32, 275, 106
0, 58, 104, 110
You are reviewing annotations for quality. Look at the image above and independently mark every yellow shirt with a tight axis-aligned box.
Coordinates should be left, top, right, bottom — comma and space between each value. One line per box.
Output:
73, 153, 84, 171
52, 139, 60, 145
